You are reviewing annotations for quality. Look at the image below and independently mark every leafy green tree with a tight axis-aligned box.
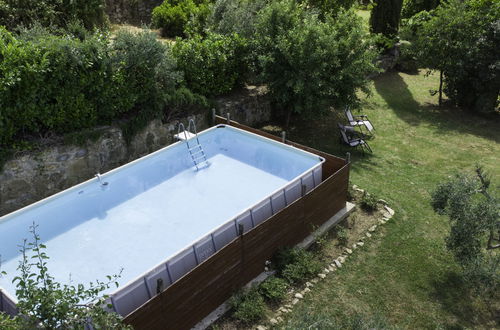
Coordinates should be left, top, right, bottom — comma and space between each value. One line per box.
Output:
301, 0, 357, 18
369, 0, 404, 38
401, 0, 440, 18
432, 166, 499, 293
255, 0, 377, 126
413, 0, 500, 113
0, 224, 130, 329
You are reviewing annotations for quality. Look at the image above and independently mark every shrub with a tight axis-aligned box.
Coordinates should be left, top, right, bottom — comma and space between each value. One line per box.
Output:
302, 0, 357, 18
401, 0, 440, 18
274, 247, 323, 284
0, 0, 107, 31
255, 1, 377, 126
0, 224, 129, 329
152, 0, 210, 37
336, 226, 349, 246
360, 191, 378, 212
173, 32, 248, 96
207, 0, 268, 38
258, 276, 289, 303
229, 286, 266, 324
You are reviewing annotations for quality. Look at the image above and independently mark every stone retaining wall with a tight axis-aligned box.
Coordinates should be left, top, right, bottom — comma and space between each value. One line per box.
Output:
105, 0, 162, 25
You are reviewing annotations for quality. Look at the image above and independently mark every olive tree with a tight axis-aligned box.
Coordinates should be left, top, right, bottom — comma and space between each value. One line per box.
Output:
432, 166, 499, 293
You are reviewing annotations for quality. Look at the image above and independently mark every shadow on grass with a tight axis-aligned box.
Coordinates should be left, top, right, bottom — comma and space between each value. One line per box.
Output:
374, 72, 500, 143
431, 271, 499, 329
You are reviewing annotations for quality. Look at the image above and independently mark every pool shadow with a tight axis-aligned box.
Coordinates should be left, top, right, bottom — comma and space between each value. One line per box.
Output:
430, 271, 500, 329
374, 71, 500, 143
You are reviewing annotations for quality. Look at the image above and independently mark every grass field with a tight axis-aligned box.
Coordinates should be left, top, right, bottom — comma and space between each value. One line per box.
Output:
267, 70, 499, 329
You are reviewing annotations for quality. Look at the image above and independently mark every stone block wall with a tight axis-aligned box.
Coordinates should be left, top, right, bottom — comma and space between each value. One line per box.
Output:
105, 0, 163, 25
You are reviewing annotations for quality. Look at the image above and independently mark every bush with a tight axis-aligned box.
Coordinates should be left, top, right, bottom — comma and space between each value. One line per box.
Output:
173, 32, 248, 96
274, 247, 323, 284
361, 191, 378, 212
302, 0, 357, 18
0, 27, 205, 150
0, 224, 129, 329
152, 0, 210, 37
258, 276, 289, 303
336, 226, 349, 246
0, 0, 107, 31
207, 0, 268, 38
401, 0, 440, 18
229, 286, 266, 324
255, 1, 377, 126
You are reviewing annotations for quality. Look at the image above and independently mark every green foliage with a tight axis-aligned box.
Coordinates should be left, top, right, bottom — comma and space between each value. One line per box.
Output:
412, 0, 500, 113
0, 224, 129, 329
207, 0, 268, 38
398, 10, 432, 72
369, 0, 404, 38
401, 0, 440, 19
361, 191, 378, 212
258, 276, 289, 303
302, 0, 357, 18
173, 32, 248, 96
336, 225, 349, 246
255, 1, 377, 124
431, 166, 499, 293
152, 0, 211, 37
0, 27, 205, 150
0, 0, 107, 31
229, 286, 266, 324
274, 247, 323, 284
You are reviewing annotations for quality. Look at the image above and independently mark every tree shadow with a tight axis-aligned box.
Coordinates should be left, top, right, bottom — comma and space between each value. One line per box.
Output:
374, 72, 500, 143
430, 271, 500, 329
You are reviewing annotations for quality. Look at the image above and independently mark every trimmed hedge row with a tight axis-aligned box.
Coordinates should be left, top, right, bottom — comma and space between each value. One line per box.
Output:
0, 27, 204, 147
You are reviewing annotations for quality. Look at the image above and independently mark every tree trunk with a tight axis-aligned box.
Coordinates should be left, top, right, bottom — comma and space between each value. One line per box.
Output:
439, 70, 443, 107
370, 0, 404, 37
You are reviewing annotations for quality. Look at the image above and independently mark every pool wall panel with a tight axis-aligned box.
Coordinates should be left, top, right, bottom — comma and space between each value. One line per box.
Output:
251, 200, 273, 226
270, 191, 286, 214
213, 222, 238, 250
124, 117, 350, 330
112, 278, 150, 316
167, 247, 197, 282
145, 265, 171, 298
236, 211, 253, 234
194, 236, 216, 264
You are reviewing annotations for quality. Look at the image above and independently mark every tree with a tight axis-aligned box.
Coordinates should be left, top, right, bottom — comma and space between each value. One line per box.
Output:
0, 224, 130, 329
413, 0, 500, 113
255, 0, 377, 127
369, 0, 404, 38
432, 166, 499, 293
401, 0, 440, 19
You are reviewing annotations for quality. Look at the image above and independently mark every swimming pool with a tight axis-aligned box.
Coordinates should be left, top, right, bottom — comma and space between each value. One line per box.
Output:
0, 124, 324, 316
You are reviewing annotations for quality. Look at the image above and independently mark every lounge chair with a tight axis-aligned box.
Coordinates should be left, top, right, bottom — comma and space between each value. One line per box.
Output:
345, 106, 374, 135
338, 123, 372, 154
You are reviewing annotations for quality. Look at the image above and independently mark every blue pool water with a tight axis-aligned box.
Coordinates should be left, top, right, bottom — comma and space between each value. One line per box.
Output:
0, 125, 323, 314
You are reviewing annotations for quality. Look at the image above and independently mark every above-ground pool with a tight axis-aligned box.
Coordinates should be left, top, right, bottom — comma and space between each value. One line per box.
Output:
0, 124, 324, 316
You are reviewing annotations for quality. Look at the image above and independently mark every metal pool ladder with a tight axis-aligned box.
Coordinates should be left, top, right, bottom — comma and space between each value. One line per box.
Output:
177, 119, 209, 171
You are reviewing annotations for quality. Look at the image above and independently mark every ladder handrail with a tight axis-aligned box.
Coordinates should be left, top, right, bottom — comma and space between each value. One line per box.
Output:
178, 119, 209, 171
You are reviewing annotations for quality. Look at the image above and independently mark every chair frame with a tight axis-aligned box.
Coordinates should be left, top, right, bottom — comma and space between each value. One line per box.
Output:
337, 123, 372, 154
344, 106, 375, 135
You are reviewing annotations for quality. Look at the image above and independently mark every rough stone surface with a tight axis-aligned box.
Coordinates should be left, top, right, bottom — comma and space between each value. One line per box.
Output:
334, 260, 342, 268
345, 248, 353, 254
366, 232, 372, 238
292, 298, 299, 305
305, 281, 313, 288
294, 293, 303, 299
384, 205, 395, 216
369, 225, 377, 232
270, 318, 278, 325
302, 287, 311, 294
318, 273, 326, 279
358, 241, 365, 247
215, 85, 271, 126
256, 326, 267, 330
105, 0, 162, 25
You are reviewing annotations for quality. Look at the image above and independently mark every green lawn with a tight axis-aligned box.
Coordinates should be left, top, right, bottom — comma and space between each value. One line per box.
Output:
269, 71, 499, 329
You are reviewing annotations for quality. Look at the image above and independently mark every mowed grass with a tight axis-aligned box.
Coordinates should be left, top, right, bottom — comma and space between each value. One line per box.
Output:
269, 71, 499, 329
